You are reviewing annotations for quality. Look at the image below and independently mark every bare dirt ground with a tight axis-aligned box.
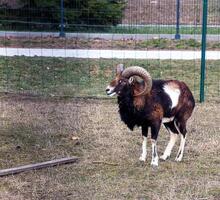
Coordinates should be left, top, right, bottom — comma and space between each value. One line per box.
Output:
0, 95, 219, 200
1, 36, 220, 50
123, 0, 219, 25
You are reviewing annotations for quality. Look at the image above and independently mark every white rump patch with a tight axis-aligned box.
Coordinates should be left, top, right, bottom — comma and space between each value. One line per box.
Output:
163, 84, 181, 109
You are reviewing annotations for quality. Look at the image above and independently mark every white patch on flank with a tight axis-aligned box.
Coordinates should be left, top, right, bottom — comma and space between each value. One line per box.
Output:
160, 130, 178, 160
139, 136, 147, 161
163, 84, 181, 109
162, 117, 174, 123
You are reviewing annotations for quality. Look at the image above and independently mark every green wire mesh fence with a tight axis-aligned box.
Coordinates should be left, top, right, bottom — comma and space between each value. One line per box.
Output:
0, 0, 219, 101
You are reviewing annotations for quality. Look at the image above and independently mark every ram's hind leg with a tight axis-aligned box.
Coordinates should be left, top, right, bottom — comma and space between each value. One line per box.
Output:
160, 131, 178, 160
160, 121, 178, 161
175, 120, 187, 162
175, 134, 186, 162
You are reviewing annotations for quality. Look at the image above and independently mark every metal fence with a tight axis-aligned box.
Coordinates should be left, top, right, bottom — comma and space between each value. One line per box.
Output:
0, 0, 219, 102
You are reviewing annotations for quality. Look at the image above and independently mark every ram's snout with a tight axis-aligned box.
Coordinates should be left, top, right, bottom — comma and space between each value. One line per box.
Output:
106, 85, 116, 96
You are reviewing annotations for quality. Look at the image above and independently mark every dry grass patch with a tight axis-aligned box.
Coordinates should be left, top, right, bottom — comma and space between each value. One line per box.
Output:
0, 96, 219, 200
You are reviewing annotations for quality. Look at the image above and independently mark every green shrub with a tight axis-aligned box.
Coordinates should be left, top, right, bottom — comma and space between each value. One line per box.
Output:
0, 0, 126, 31
67, 0, 126, 26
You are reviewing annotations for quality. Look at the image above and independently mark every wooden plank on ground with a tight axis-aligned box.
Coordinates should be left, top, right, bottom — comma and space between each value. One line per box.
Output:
0, 156, 79, 177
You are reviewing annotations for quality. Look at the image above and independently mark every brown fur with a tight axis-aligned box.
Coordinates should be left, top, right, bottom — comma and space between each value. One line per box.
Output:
151, 104, 164, 121
107, 67, 195, 164
132, 81, 146, 110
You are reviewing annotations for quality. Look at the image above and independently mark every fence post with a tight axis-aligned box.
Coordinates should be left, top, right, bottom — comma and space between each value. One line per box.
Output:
59, 0, 65, 37
200, 0, 208, 102
175, 0, 181, 39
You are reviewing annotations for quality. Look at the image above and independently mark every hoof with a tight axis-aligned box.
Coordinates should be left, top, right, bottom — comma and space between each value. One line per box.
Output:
151, 163, 159, 170
160, 155, 168, 161
151, 158, 159, 167
175, 157, 182, 162
139, 156, 146, 162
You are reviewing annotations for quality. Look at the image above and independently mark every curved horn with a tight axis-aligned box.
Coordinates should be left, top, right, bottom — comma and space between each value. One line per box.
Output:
122, 66, 152, 96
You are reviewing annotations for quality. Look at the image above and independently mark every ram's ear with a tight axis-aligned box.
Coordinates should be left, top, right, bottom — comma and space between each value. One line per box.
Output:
128, 77, 134, 85
116, 64, 124, 75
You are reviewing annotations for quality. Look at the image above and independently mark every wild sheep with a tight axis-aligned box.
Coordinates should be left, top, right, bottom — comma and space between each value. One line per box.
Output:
106, 64, 195, 167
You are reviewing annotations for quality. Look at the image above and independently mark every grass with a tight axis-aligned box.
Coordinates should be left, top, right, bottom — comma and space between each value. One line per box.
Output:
4, 25, 219, 35
1, 37, 220, 50
0, 97, 219, 200
96, 26, 220, 35
0, 57, 219, 101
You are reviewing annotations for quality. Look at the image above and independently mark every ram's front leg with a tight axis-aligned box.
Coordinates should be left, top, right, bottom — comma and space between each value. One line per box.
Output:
139, 126, 148, 162
150, 123, 161, 167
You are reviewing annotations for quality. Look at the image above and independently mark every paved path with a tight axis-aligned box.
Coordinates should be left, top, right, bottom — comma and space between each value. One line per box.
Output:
0, 31, 220, 41
1, 48, 220, 60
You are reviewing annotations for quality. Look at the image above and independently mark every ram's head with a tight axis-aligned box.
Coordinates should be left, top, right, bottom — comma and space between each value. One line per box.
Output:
106, 64, 152, 97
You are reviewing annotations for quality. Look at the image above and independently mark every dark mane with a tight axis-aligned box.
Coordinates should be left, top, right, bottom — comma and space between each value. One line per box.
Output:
117, 87, 146, 130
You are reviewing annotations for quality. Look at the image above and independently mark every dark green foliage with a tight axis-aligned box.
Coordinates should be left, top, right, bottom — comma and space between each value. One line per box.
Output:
0, 0, 125, 31
87, 0, 125, 26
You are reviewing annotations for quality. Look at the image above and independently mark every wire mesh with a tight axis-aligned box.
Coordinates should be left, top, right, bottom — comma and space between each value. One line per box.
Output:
0, 2, 220, 199
0, 0, 219, 101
